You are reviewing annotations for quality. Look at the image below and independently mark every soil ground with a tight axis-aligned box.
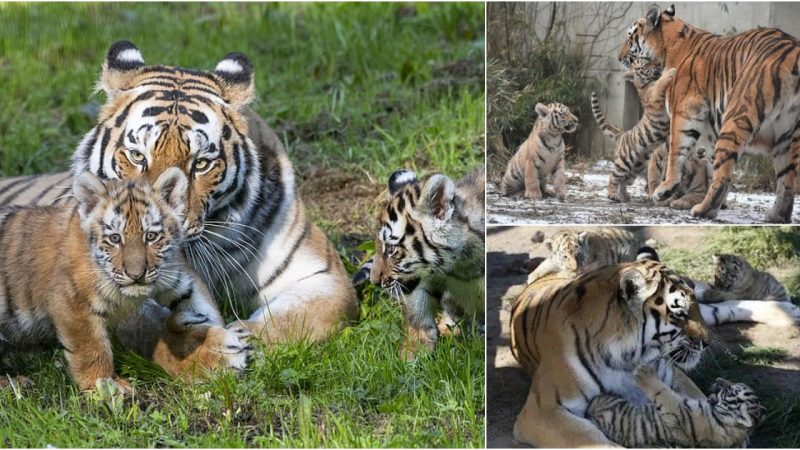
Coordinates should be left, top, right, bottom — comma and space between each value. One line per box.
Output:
487, 226, 800, 448
487, 162, 800, 225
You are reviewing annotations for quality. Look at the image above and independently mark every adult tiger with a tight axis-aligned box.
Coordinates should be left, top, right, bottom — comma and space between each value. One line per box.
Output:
618, 5, 800, 223
510, 259, 711, 447
0, 42, 358, 355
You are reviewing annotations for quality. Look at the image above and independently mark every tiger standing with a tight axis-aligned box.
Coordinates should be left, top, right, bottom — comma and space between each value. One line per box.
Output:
590, 58, 675, 202
0, 169, 252, 391
619, 5, 800, 222
588, 365, 763, 447
369, 167, 485, 359
0, 41, 359, 350
500, 102, 577, 200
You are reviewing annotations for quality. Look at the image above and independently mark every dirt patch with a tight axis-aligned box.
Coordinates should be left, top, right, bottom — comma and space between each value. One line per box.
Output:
487, 226, 800, 448
487, 163, 800, 225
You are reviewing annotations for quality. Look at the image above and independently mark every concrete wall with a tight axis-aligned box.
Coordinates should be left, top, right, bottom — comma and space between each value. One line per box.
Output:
577, 2, 800, 157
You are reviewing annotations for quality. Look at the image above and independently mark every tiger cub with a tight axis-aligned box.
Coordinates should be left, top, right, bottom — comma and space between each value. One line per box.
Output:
0, 169, 249, 392
527, 228, 640, 284
590, 58, 676, 202
648, 144, 712, 209
501, 102, 577, 201
369, 167, 485, 359
588, 364, 763, 448
698, 254, 790, 303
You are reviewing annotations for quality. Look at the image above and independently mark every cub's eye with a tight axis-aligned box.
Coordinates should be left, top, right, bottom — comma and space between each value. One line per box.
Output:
108, 233, 122, 244
145, 232, 160, 243
194, 158, 212, 171
129, 150, 146, 163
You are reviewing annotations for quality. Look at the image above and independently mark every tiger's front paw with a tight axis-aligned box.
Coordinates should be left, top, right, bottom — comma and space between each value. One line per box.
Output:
691, 202, 719, 219
171, 310, 215, 330
653, 179, 679, 202
524, 190, 542, 200
215, 322, 255, 373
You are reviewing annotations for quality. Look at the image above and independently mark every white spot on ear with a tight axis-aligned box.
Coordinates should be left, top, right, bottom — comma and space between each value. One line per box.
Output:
117, 48, 144, 64
393, 171, 416, 185
215, 59, 244, 74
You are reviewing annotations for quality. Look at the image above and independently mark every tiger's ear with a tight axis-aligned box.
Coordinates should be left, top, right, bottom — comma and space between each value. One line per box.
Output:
535, 103, 551, 117
214, 52, 255, 106
664, 4, 675, 17
619, 268, 659, 303
543, 238, 553, 253
73, 171, 108, 219
388, 169, 417, 196
645, 6, 662, 30
101, 41, 146, 96
421, 174, 455, 222
712, 254, 721, 264
153, 167, 188, 214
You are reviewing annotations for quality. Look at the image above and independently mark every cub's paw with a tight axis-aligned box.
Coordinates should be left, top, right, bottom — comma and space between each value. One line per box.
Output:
633, 364, 657, 384
653, 180, 679, 202
216, 322, 255, 373
94, 377, 133, 398
172, 310, 215, 330
691, 203, 719, 219
669, 197, 694, 210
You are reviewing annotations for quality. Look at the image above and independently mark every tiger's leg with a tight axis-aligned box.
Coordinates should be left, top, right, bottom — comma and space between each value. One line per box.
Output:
647, 145, 664, 198
691, 104, 759, 219
523, 155, 543, 200
668, 367, 705, 400
239, 225, 359, 347
513, 382, 620, 447
766, 129, 800, 223
635, 365, 684, 404
669, 191, 705, 210
653, 103, 707, 203
553, 157, 567, 201
699, 300, 800, 327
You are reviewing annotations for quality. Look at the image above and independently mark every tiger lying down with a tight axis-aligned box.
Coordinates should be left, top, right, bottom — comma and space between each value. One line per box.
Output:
513, 235, 797, 447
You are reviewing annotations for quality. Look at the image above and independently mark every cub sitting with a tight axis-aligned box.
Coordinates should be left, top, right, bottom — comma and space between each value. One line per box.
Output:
0, 169, 251, 392
501, 102, 578, 201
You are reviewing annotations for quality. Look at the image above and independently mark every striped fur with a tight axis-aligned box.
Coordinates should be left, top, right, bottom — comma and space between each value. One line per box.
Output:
0, 170, 252, 391
591, 58, 675, 202
527, 228, 640, 284
370, 167, 485, 359
588, 365, 763, 447
0, 41, 358, 347
700, 254, 790, 303
648, 144, 712, 209
620, 5, 800, 222
510, 259, 711, 447
501, 102, 577, 200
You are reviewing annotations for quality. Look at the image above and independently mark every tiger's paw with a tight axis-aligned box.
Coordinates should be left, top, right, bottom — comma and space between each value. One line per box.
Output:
216, 322, 255, 373
171, 310, 215, 330
653, 179, 680, 202
524, 190, 542, 201
691, 203, 719, 219
94, 377, 133, 398
765, 208, 792, 224
633, 364, 657, 383
669, 197, 695, 210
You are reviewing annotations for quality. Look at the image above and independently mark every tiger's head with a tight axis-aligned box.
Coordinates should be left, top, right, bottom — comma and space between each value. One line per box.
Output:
536, 102, 578, 134
618, 4, 676, 68
369, 170, 463, 296
619, 259, 710, 371
713, 253, 753, 291
74, 41, 261, 242
621, 57, 663, 90
708, 378, 765, 430
544, 231, 584, 273
73, 168, 187, 300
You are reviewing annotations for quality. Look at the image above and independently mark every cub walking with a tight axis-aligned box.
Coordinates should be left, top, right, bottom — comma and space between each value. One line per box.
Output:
0, 169, 251, 392
501, 102, 577, 200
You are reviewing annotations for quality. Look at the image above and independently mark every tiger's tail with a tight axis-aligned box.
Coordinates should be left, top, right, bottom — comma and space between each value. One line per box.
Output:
591, 92, 623, 141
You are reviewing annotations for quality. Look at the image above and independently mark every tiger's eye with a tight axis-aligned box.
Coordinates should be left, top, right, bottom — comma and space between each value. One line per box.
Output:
195, 158, 211, 171
129, 150, 146, 162
109, 233, 122, 244
145, 231, 159, 243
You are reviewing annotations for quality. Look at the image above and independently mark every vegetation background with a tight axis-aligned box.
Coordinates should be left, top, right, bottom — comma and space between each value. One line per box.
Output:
0, 3, 485, 447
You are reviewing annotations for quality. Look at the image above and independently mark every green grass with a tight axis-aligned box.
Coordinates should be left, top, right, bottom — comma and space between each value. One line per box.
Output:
0, 3, 485, 447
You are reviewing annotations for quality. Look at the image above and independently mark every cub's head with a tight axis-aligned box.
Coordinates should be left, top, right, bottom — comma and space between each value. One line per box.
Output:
622, 57, 663, 89
708, 378, 765, 430
544, 231, 584, 273
74, 41, 261, 242
618, 4, 676, 68
618, 259, 710, 370
713, 253, 752, 291
370, 170, 459, 296
73, 168, 187, 298
536, 102, 578, 134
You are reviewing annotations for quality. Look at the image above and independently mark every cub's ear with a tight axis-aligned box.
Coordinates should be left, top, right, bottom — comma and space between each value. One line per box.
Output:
214, 52, 255, 106
73, 171, 108, 219
619, 267, 659, 303
664, 4, 675, 17
387, 169, 417, 196
421, 174, 455, 221
153, 167, 188, 213
712, 254, 721, 264
645, 6, 662, 30
543, 237, 553, 253
101, 41, 146, 96
535, 103, 551, 117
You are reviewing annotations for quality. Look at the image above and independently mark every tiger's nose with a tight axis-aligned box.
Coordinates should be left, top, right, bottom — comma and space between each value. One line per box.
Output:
125, 267, 146, 283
